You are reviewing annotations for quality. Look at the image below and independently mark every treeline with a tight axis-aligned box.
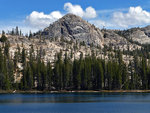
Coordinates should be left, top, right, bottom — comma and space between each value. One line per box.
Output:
1, 34, 150, 91
0, 45, 150, 91
2, 26, 34, 38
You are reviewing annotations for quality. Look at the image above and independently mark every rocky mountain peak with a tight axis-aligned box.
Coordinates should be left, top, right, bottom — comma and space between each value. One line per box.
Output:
41, 13, 104, 47
61, 13, 83, 20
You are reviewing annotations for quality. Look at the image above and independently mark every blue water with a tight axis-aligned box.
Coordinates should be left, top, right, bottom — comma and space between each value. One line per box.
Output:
0, 92, 150, 113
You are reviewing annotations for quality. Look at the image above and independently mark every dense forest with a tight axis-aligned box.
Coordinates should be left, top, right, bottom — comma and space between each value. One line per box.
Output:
1, 32, 150, 91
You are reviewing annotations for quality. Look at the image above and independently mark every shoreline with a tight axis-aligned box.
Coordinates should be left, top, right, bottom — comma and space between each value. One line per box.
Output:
1, 90, 150, 94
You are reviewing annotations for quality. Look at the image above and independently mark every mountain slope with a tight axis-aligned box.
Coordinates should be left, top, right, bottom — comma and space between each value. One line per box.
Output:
40, 14, 104, 47
116, 26, 150, 45
37, 14, 142, 51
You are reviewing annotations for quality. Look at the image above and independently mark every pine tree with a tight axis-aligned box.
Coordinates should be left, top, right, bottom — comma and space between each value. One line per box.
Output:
20, 48, 27, 90
73, 59, 81, 90
141, 57, 148, 89
96, 60, 104, 89
47, 62, 53, 90
63, 52, 71, 89
40, 61, 47, 90
53, 52, 63, 90
26, 64, 33, 90
4, 42, 10, 57
36, 57, 42, 90
107, 61, 113, 90
15, 26, 19, 35
0, 33, 7, 42
3, 56, 10, 90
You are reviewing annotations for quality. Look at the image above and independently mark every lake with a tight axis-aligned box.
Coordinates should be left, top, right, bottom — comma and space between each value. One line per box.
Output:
0, 92, 150, 113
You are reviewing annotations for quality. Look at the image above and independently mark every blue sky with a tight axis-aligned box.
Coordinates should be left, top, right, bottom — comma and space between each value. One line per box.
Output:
0, 0, 150, 33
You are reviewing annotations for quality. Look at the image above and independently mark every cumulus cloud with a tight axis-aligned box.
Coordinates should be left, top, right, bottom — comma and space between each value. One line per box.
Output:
25, 4, 150, 31
3, 3, 150, 35
64, 2, 97, 19
25, 2, 97, 29
112, 6, 150, 28
64, 3, 84, 17
90, 6, 150, 29
26, 11, 63, 28
84, 7, 97, 19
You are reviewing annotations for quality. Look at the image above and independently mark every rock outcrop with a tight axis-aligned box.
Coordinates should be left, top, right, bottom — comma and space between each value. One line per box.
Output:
116, 26, 150, 44
38, 14, 142, 50
41, 14, 104, 47
141, 25, 150, 37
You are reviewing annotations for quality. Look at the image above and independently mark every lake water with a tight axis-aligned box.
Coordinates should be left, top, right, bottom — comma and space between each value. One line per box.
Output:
0, 92, 150, 113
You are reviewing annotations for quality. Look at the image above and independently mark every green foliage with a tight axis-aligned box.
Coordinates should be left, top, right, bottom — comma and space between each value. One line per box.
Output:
0, 34, 7, 42
0, 40, 150, 91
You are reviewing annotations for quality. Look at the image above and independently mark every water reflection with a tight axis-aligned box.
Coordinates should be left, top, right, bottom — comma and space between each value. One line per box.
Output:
0, 92, 150, 104
1, 93, 150, 113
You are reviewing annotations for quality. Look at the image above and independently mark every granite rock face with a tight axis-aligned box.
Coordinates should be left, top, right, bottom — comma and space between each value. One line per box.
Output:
117, 26, 150, 44
41, 14, 104, 47
40, 14, 145, 48
142, 25, 150, 37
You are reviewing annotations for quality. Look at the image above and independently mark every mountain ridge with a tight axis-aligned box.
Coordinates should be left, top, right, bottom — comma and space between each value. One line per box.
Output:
35, 13, 150, 49
40, 13, 104, 47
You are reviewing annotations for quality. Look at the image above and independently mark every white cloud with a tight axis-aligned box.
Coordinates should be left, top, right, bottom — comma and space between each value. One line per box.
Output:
2, 4, 150, 34
90, 6, 150, 29
25, 2, 97, 29
64, 2, 97, 19
26, 11, 63, 29
64, 3, 84, 17
84, 7, 97, 19
112, 6, 150, 28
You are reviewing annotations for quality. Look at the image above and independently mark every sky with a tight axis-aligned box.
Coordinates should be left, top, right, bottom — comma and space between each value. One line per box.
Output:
0, 0, 150, 34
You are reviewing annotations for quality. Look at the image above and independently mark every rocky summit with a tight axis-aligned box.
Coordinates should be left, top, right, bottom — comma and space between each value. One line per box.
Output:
38, 14, 147, 50
40, 14, 104, 47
